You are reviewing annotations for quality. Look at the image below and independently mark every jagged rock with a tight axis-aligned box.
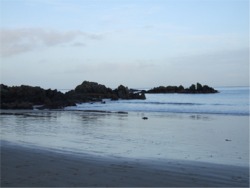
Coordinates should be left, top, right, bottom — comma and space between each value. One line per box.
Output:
188, 84, 196, 93
184, 83, 218, 93
113, 85, 130, 99
75, 81, 113, 94
1, 81, 217, 110
129, 91, 146, 100
66, 81, 146, 103
65, 81, 116, 103
147, 83, 218, 94
147, 85, 186, 93
0, 84, 73, 109
1, 102, 33, 109
113, 85, 146, 100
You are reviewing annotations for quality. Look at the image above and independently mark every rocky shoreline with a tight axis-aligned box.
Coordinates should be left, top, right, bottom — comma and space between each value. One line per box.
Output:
0, 81, 217, 109
0, 81, 146, 110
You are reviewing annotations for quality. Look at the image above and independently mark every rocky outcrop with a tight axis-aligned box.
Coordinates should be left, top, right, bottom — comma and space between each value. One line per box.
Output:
147, 83, 218, 94
0, 81, 217, 109
75, 81, 113, 95
185, 83, 218, 93
66, 82, 146, 102
65, 81, 116, 102
147, 85, 185, 93
114, 85, 130, 99
113, 85, 146, 100
0, 81, 147, 109
0, 84, 74, 109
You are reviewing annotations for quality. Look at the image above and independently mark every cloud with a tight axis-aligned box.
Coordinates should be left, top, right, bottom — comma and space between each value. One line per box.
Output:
72, 42, 86, 47
0, 28, 103, 57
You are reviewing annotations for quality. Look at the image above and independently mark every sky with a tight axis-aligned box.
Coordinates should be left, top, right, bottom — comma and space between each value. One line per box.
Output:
0, 0, 249, 89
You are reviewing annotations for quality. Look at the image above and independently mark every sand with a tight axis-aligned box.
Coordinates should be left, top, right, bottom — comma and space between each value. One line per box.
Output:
1, 141, 249, 187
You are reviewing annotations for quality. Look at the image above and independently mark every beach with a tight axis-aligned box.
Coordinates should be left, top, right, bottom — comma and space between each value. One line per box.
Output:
0, 110, 249, 187
1, 0, 249, 186
1, 140, 249, 187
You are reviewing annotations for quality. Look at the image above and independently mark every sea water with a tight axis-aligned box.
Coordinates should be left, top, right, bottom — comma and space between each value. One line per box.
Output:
65, 87, 249, 116
0, 87, 249, 166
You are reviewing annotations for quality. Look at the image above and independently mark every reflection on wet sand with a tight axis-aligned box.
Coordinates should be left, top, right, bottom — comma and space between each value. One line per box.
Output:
0, 110, 249, 167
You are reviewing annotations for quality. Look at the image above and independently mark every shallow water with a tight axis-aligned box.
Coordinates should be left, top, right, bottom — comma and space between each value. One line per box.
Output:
65, 87, 249, 115
0, 110, 248, 167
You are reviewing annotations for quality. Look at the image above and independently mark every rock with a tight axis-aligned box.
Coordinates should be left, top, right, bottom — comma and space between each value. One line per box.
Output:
1, 102, 33, 109
117, 111, 128, 114
0, 81, 218, 110
113, 85, 146, 100
66, 81, 146, 103
75, 81, 113, 95
188, 84, 196, 93
147, 83, 218, 94
114, 85, 130, 99
66, 81, 116, 103
0, 84, 74, 109
184, 83, 218, 93
129, 91, 146, 100
147, 85, 186, 93
111, 95, 119, 101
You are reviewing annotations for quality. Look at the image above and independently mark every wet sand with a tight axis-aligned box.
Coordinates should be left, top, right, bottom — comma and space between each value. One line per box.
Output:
1, 141, 249, 187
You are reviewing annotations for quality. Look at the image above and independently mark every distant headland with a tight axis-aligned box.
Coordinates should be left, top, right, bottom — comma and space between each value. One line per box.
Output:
0, 81, 218, 109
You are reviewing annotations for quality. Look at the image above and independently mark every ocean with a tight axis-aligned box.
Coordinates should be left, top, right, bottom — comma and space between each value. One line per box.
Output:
1, 86, 249, 167
65, 87, 249, 116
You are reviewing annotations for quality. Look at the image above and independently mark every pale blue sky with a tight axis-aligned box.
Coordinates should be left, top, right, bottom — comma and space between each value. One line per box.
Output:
0, 0, 249, 89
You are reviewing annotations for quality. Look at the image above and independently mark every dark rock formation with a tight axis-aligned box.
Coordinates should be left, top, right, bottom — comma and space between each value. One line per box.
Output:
147, 83, 218, 94
129, 91, 146, 100
113, 85, 146, 100
0, 81, 147, 109
66, 82, 146, 102
75, 81, 113, 95
114, 85, 130, 99
147, 85, 185, 93
184, 83, 218, 93
65, 81, 116, 103
0, 84, 74, 109
0, 81, 216, 110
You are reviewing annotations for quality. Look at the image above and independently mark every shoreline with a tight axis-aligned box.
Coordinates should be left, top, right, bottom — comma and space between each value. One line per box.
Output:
1, 141, 249, 187
1, 110, 249, 167
0, 108, 249, 117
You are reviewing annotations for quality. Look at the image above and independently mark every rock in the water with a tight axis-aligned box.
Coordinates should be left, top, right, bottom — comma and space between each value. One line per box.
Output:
113, 85, 146, 100
0, 84, 73, 109
75, 81, 113, 95
1, 81, 217, 110
147, 83, 218, 94
66, 81, 116, 103
115, 85, 130, 99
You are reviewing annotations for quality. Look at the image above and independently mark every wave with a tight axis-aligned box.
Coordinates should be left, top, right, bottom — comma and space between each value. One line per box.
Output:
111, 101, 238, 107
65, 106, 249, 116
66, 103, 249, 116
65, 87, 249, 116
115, 101, 204, 106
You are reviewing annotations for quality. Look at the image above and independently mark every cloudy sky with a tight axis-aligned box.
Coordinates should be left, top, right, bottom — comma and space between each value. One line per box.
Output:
0, 0, 249, 89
